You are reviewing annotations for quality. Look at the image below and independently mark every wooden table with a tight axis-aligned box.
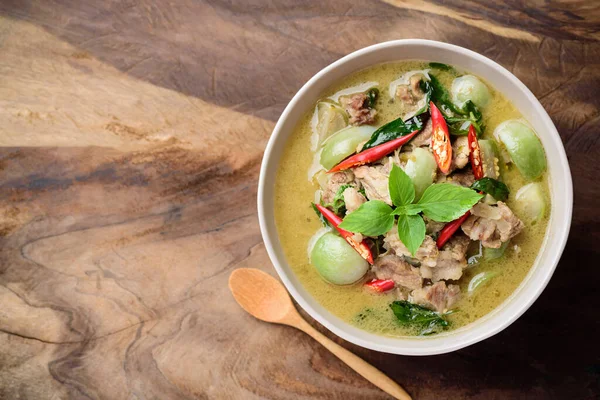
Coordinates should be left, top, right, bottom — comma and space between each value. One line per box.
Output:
0, 1, 598, 399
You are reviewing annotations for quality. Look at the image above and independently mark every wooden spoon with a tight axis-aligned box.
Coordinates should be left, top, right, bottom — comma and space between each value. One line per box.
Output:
229, 268, 412, 400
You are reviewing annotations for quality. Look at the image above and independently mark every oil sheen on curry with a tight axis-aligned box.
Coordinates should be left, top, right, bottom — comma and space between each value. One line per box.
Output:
275, 61, 550, 337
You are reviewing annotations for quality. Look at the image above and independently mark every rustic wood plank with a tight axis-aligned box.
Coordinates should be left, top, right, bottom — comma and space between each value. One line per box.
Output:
0, 1, 599, 399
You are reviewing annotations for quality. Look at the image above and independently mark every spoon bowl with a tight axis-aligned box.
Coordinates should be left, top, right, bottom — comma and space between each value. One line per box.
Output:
229, 268, 412, 400
229, 268, 294, 323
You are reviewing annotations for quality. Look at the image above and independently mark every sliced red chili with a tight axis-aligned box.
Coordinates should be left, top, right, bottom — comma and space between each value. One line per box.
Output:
328, 129, 420, 173
436, 211, 471, 249
468, 124, 484, 180
314, 204, 374, 264
430, 101, 452, 174
365, 279, 395, 292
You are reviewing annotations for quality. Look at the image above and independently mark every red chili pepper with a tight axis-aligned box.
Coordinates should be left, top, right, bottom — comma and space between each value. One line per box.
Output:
430, 101, 452, 174
365, 279, 395, 292
314, 204, 374, 264
328, 129, 420, 173
436, 211, 471, 249
468, 124, 484, 180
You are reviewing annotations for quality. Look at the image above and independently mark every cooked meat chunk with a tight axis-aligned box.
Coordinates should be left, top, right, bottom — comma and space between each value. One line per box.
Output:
424, 216, 445, 235
396, 85, 414, 104
437, 169, 475, 188
395, 287, 409, 301
420, 235, 469, 282
340, 93, 377, 126
354, 165, 392, 205
409, 118, 433, 148
384, 231, 438, 268
395, 73, 427, 119
451, 136, 470, 170
409, 74, 424, 95
461, 201, 524, 248
322, 170, 356, 204
373, 255, 423, 290
410, 282, 461, 313
343, 187, 367, 214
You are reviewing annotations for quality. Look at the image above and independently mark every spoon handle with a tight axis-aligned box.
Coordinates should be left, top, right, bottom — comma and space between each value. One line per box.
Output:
293, 317, 412, 400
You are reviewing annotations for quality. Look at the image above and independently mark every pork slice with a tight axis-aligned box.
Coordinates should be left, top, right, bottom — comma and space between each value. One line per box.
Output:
432, 235, 470, 281
383, 231, 438, 268
496, 202, 525, 242
343, 187, 367, 214
340, 93, 377, 126
409, 118, 433, 148
321, 170, 356, 204
461, 201, 524, 248
437, 169, 475, 188
396, 85, 415, 105
424, 216, 445, 235
354, 165, 392, 205
395, 74, 427, 119
373, 255, 423, 290
451, 136, 470, 170
410, 282, 461, 313
409, 74, 425, 95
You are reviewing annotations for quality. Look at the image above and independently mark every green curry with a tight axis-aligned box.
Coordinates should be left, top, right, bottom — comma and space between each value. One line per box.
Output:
274, 61, 549, 337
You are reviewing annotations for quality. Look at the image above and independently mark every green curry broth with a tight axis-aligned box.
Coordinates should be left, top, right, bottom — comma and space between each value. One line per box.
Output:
274, 61, 550, 337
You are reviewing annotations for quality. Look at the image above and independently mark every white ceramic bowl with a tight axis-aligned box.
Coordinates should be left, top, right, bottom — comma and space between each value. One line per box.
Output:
257, 40, 572, 355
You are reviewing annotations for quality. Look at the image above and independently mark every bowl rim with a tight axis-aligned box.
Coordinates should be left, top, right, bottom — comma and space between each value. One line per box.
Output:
257, 39, 573, 355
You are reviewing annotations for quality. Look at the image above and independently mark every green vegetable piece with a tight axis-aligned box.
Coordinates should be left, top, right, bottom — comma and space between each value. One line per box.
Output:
320, 125, 376, 170
315, 101, 348, 145
478, 139, 499, 179
494, 120, 547, 180
514, 182, 547, 224
338, 200, 394, 236
389, 164, 415, 207
311, 232, 369, 285
397, 214, 426, 256
451, 75, 491, 108
403, 148, 437, 200
361, 114, 425, 151
470, 178, 510, 202
389, 300, 451, 336
412, 183, 484, 222
467, 271, 501, 294
483, 240, 510, 260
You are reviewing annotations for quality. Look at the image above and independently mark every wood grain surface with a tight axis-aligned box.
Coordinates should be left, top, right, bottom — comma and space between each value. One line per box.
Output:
0, 1, 598, 399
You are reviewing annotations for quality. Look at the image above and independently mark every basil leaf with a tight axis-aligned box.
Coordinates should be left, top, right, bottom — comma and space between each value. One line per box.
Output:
445, 101, 484, 136
389, 165, 415, 207
416, 183, 483, 222
471, 178, 510, 201
324, 184, 352, 215
361, 114, 425, 150
397, 214, 426, 256
365, 88, 379, 108
389, 300, 451, 336
428, 62, 453, 71
392, 204, 423, 216
339, 200, 394, 236
415, 79, 432, 115
429, 74, 462, 116
311, 203, 329, 227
